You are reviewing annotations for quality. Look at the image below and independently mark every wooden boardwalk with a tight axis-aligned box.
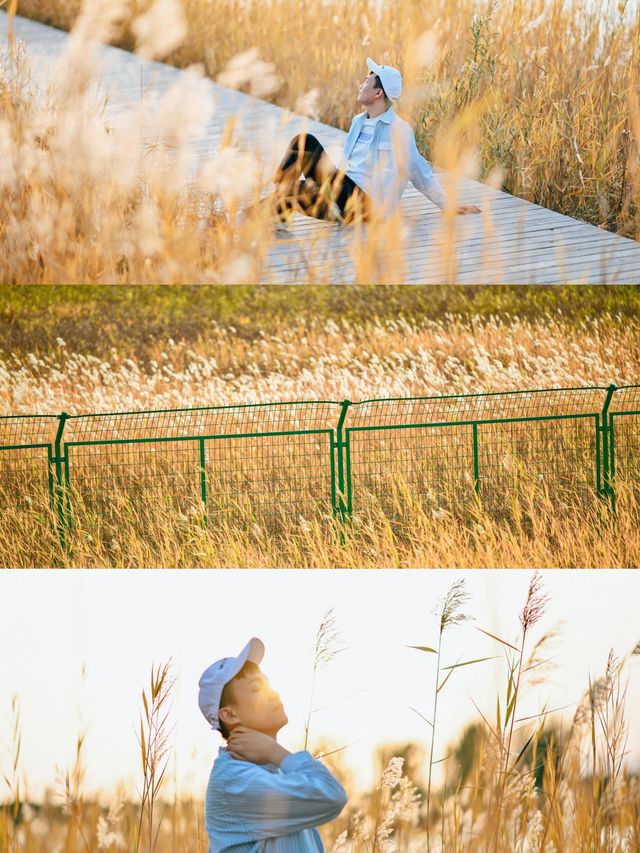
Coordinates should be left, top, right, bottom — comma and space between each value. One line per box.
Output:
3, 11, 640, 284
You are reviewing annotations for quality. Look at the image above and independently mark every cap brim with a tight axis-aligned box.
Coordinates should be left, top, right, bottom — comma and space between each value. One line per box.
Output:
229, 636, 264, 681
366, 57, 381, 75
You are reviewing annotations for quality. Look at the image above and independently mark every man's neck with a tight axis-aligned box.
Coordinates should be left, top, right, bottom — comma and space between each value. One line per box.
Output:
366, 101, 389, 119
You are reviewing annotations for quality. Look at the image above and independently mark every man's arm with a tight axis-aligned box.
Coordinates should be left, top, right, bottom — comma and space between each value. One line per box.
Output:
406, 128, 446, 210
220, 751, 347, 838
407, 128, 480, 215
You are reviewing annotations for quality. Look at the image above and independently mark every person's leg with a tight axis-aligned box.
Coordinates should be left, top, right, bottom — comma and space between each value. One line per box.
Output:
273, 172, 373, 225
274, 133, 334, 187
270, 133, 349, 223
274, 175, 343, 222
240, 134, 366, 226
335, 175, 373, 225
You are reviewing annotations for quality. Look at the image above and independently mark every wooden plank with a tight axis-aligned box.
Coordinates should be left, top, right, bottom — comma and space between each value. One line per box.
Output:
264, 240, 640, 285
383, 231, 640, 268
268, 219, 636, 272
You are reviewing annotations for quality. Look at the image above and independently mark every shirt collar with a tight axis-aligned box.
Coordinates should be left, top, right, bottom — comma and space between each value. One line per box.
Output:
361, 106, 395, 124
378, 106, 395, 124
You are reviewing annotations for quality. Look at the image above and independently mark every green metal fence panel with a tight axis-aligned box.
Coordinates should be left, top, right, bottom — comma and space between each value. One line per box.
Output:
3, 384, 639, 549
0, 415, 58, 529
60, 402, 342, 534
343, 387, 610, 521
609, 385, 640, 508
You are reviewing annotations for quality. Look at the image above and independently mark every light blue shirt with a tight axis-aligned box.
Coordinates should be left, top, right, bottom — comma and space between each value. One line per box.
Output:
205, 747, 348, 852
342, 105, 446, 216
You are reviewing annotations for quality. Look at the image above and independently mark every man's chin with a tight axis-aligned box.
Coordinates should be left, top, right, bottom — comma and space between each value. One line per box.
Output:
273, 710, 288, 731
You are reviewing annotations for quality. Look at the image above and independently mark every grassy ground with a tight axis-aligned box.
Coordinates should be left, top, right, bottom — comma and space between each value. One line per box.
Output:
6, 495, 638, 568
2, 285, 640, 360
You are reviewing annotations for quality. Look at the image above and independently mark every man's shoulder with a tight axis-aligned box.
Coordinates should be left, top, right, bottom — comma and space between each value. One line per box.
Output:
387, 111, 413, 133
210, 749, 241, 782
213, 749, 251, 773
211, 750, 274, 785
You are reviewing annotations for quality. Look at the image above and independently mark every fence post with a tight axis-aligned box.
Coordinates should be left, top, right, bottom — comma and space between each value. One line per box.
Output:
53, 411, 70, 548
334, 400, 351, 523
199, 438, 208, 525
600, 384, 616, 511
472, 422, 480, 497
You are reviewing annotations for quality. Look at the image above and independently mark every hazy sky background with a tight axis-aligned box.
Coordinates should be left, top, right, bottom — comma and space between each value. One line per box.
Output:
1, 570, 639, 803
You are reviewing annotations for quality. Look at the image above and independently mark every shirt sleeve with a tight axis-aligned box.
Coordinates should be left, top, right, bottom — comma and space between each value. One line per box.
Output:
221, 751, 348, 839
342, 116, 357, 155
407, 128, 446, 210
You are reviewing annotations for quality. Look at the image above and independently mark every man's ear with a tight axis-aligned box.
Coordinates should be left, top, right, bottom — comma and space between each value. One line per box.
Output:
219, 706, 240, 727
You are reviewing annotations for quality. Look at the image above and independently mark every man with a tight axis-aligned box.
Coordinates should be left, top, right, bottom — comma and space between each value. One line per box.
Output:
269, 57, 481, 225
198, 637, 347, 852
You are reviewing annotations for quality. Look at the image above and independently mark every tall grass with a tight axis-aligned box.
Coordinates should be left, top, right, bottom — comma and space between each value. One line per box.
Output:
1, 578, 639, 850
13, 0, 640, 238
135, 662, 175, 853
408, 579, 473, 850
304, 609, 345, 751
4, 286, 640, 360
2, 313, 639, 568
2, 314, 639, 413
1, 480, 639, 567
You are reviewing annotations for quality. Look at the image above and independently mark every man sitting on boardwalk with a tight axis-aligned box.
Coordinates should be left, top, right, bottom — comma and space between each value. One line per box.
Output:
199, 637, 347, 852
269, 58, 481, 226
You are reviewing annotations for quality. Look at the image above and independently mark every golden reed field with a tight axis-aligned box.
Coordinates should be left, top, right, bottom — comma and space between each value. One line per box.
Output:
2, 289, 640, 568
2, 0, 639, 283
1, 576, 640, 852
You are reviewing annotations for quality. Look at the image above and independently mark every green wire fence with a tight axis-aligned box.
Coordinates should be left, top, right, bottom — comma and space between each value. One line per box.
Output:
1, 384, 638, 547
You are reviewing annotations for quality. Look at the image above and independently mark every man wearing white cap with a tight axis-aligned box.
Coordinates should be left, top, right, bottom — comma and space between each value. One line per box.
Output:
268, 57, 480, 225
198, 637, 347, 851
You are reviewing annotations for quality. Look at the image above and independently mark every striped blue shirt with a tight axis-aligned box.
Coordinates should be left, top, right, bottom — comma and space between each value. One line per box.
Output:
205, 747, 348, 852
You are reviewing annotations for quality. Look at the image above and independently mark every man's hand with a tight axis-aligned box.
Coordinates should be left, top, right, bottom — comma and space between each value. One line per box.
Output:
456, 204, 481, 214
227, 727, 291, 767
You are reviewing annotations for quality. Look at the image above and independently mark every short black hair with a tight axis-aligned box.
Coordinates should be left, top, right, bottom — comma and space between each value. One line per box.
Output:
218, 660, 260, 740
373, 74, 392, 104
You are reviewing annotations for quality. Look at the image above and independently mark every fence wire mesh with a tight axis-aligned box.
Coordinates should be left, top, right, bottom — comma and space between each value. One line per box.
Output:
344, 388, 609, 521
60, 402, 341, 533
1, 385, 636, 547
0, 414, 58, 523
610, 385, 640, 506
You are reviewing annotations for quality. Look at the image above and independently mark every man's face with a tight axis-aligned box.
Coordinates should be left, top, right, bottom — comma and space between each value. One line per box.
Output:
220, 668, 287, 736
357, 71, 383, 106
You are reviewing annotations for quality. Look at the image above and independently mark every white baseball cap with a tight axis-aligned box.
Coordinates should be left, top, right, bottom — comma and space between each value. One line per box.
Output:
366, 57, 402, 100
198, 637, 265, 729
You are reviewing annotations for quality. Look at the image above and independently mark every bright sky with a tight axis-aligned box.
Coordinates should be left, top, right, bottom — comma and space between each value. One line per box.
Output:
1, 570, 639, 803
